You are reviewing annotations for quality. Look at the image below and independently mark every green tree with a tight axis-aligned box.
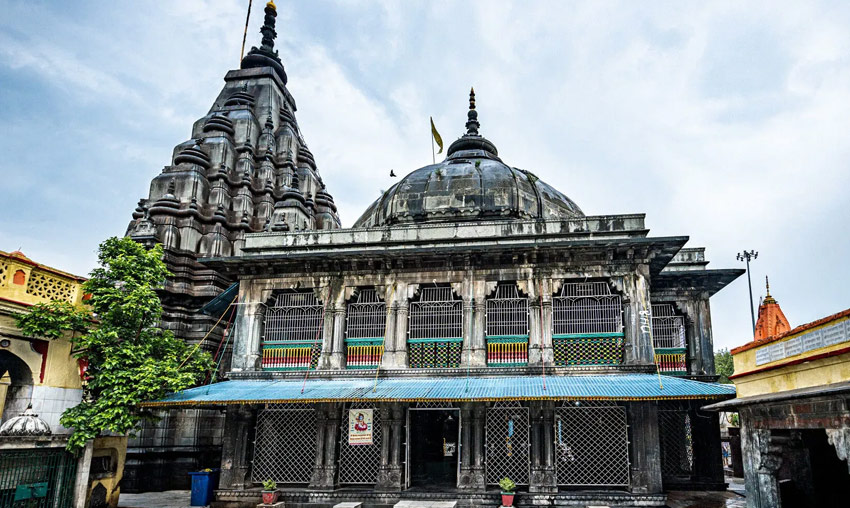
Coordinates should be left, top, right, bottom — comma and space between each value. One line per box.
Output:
16, 237, 212, 452
715, 347, 735, 384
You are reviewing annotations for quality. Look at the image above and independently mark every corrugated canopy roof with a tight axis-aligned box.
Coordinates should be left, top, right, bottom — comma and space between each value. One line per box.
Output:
143, 374, 735, 407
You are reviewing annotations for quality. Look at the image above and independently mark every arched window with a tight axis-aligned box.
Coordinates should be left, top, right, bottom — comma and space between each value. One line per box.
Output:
485, 283, 529, 366
408, 286, 463, 368
651, 303, 688, 375
344, 288, 386, 369
261, 291, 323, 370
552, 281, 624, 366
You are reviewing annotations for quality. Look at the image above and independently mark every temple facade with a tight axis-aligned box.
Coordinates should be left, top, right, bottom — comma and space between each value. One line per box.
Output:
139, 3, 744, 506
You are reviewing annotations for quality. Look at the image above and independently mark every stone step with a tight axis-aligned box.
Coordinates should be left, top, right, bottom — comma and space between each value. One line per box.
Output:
334, 503, 363, 508
394, 501, 457, 508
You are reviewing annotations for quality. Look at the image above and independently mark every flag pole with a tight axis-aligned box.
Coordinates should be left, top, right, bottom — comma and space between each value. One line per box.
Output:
240, 0, 254, 63
431, 129, 435, 164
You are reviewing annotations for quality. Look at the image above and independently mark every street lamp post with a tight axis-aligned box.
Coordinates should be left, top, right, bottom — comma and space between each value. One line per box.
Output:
736, 250, 759, 335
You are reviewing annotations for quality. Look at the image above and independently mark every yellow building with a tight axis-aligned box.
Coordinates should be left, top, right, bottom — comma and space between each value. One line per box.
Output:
0, 249, 87, 427
706, 282, 850, 508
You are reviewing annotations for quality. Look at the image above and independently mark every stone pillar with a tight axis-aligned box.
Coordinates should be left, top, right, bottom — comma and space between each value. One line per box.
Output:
395, 302, 409, 367
540, 290, 554, 366
623, 268, 655, 365
740, 417, 783, 508
329, 306, 347, 369
381, 301, 399, 369
695, 297, 715, 375
309, 404, 340, 490
826, 427, 850, 474
231, 299, 263, 372
318, 302, 336, 370
628, 402, 663, 494
72, 440, 94, 508
219, 405, 258, 489
461, 296, 476, 367
458, 405, 480, 490
377, 404, 404, 491
528, 299, 542, 366
529, 402, 557, 493
690, 402, 725, 488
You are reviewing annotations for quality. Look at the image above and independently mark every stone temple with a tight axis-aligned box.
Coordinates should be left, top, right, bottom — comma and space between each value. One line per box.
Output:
132, 3, 744, 506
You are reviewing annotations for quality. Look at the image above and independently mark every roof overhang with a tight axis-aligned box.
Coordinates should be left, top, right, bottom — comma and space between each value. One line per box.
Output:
143, 374, 735, 408
652, 268, 745, 297
703, 380, 850, 412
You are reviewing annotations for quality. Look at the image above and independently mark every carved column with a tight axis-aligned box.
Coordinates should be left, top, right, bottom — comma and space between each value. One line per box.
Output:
395, 302, 409, 367
219, 405, 257, 488
627, 402, 662, 494
529, 403, 557, 493
541, 291, 554, 366
376, 405, 402, 490
471, 289, 488, 366
330, 306, 347, 369
461, 297, 477, 367
826, 427, 850, 474
231, 298, 263, 372
318, 296, 336, 370
377, 404, 404, 490
310, 404, 340, 490
382, 303, 399, 369
458, 405, 479, 490
623, 268, 655, 365
528, 299, 542, 366
740, 419, 783, 508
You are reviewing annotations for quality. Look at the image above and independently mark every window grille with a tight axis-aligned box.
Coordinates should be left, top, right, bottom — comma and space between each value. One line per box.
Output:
0, 260, 8, 285
486, 284, 529, 366
345, 289, 386, 369
652, 304, 687, 375
25, 271, 75, 302
658, 402, 693, 479
486, 403, 530, 485
413, 401, 456, 408
262, 291, 323, 370
408, 286, 463, 368
552, 282, 624, 366
252, 404, 317, 484
338, 403, 382, 484
554, 402, 629, 486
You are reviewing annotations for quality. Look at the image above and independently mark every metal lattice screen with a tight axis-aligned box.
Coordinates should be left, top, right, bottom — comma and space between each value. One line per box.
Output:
486, 284, 529, 366
554, 403, 630, 486
651, 304, 686, 348
553, 282, 623, 334
338, 403, 382, 484
264, 291, 324, 341
658, 403, 693, 479
486, 403, 530, 485
252, 404, 317, 484
0, 448, 77, 507
408, 286, 463, 368
345, 289, 386, 368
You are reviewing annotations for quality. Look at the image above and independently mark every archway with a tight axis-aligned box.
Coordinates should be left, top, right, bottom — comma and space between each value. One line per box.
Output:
0, 350, 34, 423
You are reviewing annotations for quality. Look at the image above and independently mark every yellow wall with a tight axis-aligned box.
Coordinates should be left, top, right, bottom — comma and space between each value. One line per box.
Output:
732, 315, 850, 398
87, 436, 129, 508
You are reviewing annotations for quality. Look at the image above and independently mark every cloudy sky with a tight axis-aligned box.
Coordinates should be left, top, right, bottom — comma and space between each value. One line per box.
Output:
1, 1, 849, 351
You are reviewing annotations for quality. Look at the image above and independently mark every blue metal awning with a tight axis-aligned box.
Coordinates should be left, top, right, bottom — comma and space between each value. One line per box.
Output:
200, 282, 239, 317
144, 374, 735, 407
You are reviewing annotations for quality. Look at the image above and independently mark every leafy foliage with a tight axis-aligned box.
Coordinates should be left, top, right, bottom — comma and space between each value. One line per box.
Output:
499, 477, 516, 493
262, 479, 277, 491
15, 237, 212, 453
715, 348, 735, 384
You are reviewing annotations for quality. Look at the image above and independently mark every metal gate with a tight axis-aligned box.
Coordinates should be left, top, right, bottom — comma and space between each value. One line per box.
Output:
486, 403, 530, 485
658, 402, 693, 479
338, 403, 382, 484
252, 404, 316, 484
554, 402, 629, 486
0, 448, 77, 508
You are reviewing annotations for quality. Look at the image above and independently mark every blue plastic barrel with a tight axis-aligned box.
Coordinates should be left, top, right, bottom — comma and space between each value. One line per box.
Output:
189, 469, 220, 506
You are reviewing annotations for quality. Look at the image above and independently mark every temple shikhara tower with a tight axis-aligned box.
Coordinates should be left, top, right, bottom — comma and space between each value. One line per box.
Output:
134, 3, 745, 506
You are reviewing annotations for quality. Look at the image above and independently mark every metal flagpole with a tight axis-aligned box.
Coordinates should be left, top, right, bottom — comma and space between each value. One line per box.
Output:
431, 129, 436, 164
240, 0, 254, 63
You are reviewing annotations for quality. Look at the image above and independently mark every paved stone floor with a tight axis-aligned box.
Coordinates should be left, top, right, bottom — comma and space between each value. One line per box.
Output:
117, 481, 748, 508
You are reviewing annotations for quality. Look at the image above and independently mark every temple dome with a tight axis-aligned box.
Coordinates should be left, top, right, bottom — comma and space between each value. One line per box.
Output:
0, 404, 51, 436
353, 90, 583, 228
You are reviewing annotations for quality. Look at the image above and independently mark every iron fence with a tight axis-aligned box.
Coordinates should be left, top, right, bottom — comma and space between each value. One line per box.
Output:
486, 284, 529, 366
0, 448, 77, 508
554, 402, 629, 486
486, 403, 530, 485
658, 402, 694, 479
408, 287, 463, 368
338, 403, 382, 484
345, 289, 386, 369
252, 404, 316, 484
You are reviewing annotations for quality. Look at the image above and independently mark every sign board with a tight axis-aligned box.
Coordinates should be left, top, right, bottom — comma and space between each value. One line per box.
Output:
348, 409, 373, 446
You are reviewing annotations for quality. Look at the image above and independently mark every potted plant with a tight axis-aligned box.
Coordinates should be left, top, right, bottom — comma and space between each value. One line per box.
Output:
261, 479, 278, 505
499, 477, 517, 507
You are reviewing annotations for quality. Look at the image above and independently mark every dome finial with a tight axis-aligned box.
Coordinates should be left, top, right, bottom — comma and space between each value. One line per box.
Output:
240, 0, 287, 83
260, 2, 278, 53
465, 87, 479, 136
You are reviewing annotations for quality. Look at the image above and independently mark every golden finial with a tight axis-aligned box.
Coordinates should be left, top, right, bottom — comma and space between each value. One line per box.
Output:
267, 1, 276, 9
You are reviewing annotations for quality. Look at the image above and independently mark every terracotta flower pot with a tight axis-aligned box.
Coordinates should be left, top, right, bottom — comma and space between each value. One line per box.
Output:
501, 492, 515, 507
262, 490, 278, 504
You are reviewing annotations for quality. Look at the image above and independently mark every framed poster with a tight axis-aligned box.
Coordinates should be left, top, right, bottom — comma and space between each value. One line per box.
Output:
348, 409, 374, 446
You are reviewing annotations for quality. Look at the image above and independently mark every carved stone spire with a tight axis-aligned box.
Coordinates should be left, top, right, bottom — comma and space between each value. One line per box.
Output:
240, 1, 288, 83
465, 87, 479, 136
446, 87, 498, 158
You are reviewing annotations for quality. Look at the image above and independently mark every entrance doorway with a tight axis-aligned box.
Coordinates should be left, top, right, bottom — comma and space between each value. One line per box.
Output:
407, 408, 460, 489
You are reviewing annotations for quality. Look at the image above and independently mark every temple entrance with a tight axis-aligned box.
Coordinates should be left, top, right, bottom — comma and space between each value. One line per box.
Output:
406, 408, 460, 489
